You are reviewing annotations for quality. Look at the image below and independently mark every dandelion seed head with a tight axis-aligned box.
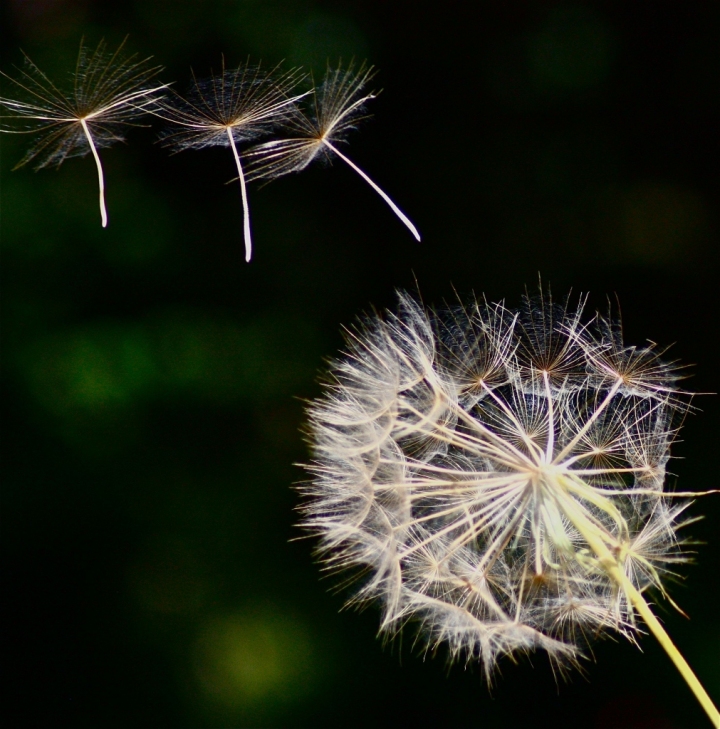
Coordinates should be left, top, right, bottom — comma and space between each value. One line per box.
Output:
302, 289, 695, 674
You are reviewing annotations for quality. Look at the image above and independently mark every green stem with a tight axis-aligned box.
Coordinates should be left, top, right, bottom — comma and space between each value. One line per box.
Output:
556, 477, 719, 728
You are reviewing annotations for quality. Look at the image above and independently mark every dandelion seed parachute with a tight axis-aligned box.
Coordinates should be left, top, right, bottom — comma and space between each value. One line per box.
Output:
302, 290, 719, 724
0, 38, 166, 227
154, 60, 308, 262
243, 61, 421, 242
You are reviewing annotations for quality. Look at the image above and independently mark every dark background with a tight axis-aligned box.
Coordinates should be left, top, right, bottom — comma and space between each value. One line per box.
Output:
2, 1, 719, 727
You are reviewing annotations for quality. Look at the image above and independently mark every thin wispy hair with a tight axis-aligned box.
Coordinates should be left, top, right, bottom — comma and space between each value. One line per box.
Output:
0, 37, 166, 227
301, 289, 719, 724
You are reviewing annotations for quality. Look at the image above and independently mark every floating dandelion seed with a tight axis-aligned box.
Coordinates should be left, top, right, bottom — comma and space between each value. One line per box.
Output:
302, 289, 719, 726
0, 38, 166, 227
154, 60, 308, 262
244, 61, 421, 242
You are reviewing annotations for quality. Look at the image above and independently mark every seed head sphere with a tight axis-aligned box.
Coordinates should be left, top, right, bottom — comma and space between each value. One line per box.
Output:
302, 290, 696, 676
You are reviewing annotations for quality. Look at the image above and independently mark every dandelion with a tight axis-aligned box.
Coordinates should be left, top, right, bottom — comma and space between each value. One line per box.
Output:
154, 60, 308, 262
243, 61, 421, 242
0, 38, 166, 227
302, 289, 719, 726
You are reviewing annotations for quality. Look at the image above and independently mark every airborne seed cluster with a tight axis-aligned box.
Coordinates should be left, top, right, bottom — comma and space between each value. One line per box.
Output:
0, 41, 419, 256
303, 291, 690, 672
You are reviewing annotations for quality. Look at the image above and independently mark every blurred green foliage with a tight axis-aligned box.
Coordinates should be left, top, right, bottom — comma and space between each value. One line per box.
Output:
2, 1, 719, 727
18, 310, 320, 415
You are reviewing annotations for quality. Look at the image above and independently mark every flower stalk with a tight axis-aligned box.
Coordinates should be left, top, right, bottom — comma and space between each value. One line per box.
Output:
556, 475, 719, 727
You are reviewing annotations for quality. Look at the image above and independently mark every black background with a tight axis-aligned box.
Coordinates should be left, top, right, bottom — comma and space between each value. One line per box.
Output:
2, 1, 719, 727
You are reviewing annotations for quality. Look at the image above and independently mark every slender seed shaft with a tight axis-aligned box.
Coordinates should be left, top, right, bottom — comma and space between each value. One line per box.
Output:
226, 127, 252, 261
80, 118, 107, 228
323, 139, 421, 241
